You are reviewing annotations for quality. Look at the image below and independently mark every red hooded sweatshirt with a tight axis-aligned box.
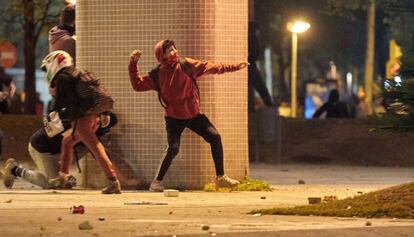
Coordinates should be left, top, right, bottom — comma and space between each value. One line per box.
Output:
128, 40, 242, 120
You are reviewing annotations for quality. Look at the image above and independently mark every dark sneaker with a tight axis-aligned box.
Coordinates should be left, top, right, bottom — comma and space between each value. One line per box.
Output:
149, 179, 164, 192
215, 175, 240, 188
2, 158, 17, 188
102, 179, 121, 194
63, 175, 77, 189
49, 172, 69, 189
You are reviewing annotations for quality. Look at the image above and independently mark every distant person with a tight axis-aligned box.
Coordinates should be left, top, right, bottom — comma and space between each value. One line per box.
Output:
313, 89, 350, 118
248, 21, 273, 113
49, 5, 76, 62
0, 66, 16, 114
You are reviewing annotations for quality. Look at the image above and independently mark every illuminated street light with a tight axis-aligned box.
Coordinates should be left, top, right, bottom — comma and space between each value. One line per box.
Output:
287, 21, 311, 34
287, 21, 310, 117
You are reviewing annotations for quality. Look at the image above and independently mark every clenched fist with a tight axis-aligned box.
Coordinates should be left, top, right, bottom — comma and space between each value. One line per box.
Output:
130, 50, 142, 62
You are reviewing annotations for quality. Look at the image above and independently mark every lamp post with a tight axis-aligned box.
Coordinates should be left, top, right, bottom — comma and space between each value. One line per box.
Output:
287, 21, 310, 118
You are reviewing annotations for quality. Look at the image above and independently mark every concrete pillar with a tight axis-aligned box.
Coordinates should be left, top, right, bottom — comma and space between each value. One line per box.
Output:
77, 0, 248, 189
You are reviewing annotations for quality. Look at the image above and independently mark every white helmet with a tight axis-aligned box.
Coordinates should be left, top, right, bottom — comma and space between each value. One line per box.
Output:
41, 50, 74, 84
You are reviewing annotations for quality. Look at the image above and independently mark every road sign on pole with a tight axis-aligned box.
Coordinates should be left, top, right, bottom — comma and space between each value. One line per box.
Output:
0, 41, 17, 68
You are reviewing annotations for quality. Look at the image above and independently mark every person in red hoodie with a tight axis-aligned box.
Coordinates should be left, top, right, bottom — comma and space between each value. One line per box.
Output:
128, 40, 248, 191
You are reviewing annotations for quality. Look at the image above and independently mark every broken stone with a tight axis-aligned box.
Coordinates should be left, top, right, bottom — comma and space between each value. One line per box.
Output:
202, 225, 210, 231
40, 226, 46, 231
78, 221, 93, 230
98, 217, 105, 221
308, 197, 321, 205
298, 180, 305, 184
323, 195, 338, 202
164, 189, 179, 197
253, 213, 261, 217
169, 211, 173, 215
260, 196, 266, 199
57, 217, 62, 221
365, 221, 372, 226
4, 199, 12, 203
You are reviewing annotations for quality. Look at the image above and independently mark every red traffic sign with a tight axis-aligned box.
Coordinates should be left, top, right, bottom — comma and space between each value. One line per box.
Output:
0, 41, 17, 68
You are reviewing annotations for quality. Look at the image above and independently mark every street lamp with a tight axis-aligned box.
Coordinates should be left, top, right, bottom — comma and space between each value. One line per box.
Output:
287, 21, 310, 118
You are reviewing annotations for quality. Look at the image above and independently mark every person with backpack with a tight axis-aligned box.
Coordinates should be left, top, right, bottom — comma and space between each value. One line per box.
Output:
128, 39, 248, 192
41, 50, 121, 194
1, 113, 118, 190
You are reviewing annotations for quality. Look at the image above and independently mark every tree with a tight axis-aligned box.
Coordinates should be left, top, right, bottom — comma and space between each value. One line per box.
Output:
380, 55, 414, 131
255, 0, 367, 105
0, 0, 64, 114
321, 0, 414, 115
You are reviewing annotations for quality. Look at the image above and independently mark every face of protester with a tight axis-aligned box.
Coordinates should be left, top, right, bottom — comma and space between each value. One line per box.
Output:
164, 45, 179, 64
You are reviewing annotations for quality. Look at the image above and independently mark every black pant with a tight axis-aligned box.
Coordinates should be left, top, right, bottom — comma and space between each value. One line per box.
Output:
156, 114, 224, 181
0, 100, 9, 114
248, 64, 273, 113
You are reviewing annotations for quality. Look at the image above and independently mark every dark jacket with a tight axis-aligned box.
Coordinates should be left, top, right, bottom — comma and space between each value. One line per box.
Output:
51, 67, 83, 120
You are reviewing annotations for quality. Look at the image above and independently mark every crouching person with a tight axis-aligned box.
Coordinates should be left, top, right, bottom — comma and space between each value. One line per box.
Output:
2, 113, 118, 190
41, 50, 121, 194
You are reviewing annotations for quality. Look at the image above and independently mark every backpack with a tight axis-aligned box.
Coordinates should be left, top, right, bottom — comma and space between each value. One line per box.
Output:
148, 58, 199, 108
72, 69, 114, 116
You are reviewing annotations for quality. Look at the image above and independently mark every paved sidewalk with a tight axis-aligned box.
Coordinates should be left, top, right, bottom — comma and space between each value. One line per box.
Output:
1, 164, 413, 237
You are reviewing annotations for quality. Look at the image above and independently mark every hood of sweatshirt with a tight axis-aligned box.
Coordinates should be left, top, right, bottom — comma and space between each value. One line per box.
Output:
154, 40, 179, 66
49, 26, 72, 45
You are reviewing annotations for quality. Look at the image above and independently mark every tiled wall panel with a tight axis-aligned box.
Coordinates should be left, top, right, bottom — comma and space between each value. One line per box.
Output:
77, 0, 248, 188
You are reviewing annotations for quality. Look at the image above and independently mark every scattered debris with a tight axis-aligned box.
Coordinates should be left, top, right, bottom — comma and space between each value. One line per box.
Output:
204, 178, 272, 192
124, 201, 167, 205
298, 180, 306, 184
202, 225, 210, 231
365, 221, 372, 226
323, 195, 338, 202
4, 199, 12, 203
308, 197, 321, 205
98, 217, 105, 221
71, 205, 85, 214
253, 182, 414, 218
164, 189, 179, 197
260, 196, 266, 199
78, 221, 93, 230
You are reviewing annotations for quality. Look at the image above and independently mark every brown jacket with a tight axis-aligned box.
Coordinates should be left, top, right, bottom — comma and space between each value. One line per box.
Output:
49, 26, 76, 62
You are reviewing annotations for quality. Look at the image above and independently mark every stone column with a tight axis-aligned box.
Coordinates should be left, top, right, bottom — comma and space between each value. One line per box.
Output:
77, 0, 248, 189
